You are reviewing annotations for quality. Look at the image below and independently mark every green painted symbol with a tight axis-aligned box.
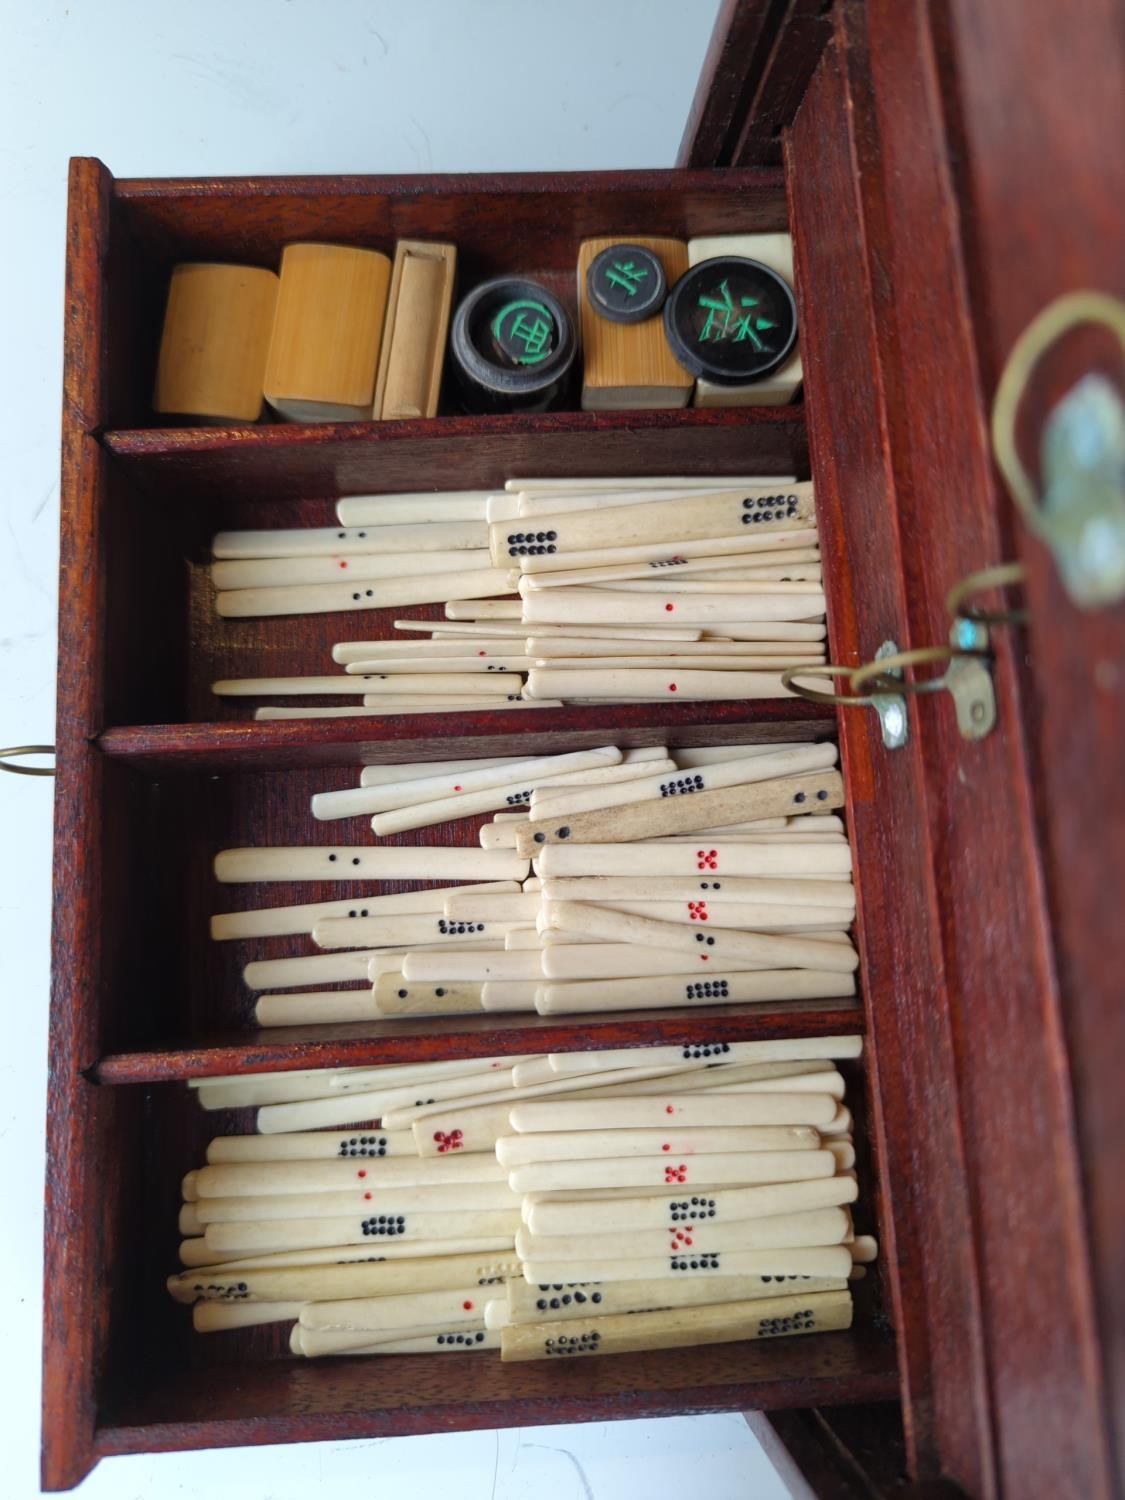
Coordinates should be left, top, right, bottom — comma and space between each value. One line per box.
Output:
604, 260, 649, 297
697, 279, 778, 351
490, 299, 555, 365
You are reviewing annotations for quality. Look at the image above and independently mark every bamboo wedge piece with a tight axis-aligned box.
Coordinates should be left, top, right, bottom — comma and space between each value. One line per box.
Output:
500, 1289, 852, 1361
518, 773, 845, 854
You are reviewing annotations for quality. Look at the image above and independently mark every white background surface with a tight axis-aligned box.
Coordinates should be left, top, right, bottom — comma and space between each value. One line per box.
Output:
0, 2, 793, 1495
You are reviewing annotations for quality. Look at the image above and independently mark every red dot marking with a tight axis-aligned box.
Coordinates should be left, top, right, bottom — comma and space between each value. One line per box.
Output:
364, 1192, 372, 1200
463, 1300, 474, 1310
454, 785, 462, 791
700, 954, 710, 962
357, 1170, 367, 1179
662, 1143, 671, 1151
684, 1237, 693, 1246
666, 1105, 675, 1114
339, 560, 348, 569
478, 651, 487, 656
668, 683, 678, 693
664, 602, 674, 612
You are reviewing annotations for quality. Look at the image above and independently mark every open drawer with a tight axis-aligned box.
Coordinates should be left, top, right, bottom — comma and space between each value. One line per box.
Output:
47, 4, 1124, 1495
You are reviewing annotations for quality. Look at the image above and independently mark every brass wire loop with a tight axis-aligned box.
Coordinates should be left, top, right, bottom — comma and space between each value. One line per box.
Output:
0, 745, 56, 777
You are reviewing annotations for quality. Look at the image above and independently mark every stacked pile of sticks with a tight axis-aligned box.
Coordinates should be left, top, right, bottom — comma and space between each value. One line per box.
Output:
209, 475, 826, 716
169, 1037, 874, 1361
213, 742, 857, 1027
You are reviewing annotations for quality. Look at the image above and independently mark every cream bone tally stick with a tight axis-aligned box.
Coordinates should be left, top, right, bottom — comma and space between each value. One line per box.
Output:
195, 1181, 519, 1226
359, 693, 530, 709
214, 847, 529, 883
397, 619, 706, 641
368, 942, 505, 981
243, 949, 418, 990
581, 900, 852, 932
826, 1140, 856, 1170
194, 1153, 510, 1201
326, 1055, 539, 1093
168, 1247, 522, 1305
213, 520, 489, 559
443, 892, 544, 923
545, 902, 857, 976
301, 1283, 502, 1334
533, 943, 813, 980
501, 1288, 852, 1362
537, 844, 852, 880
488, 485, 815, 566
337, 642, 520, 664
515, 1207, 851, 1263
503, 1056, 826, 1093
522, 745, 838, 821
521, 593, 825, 628
521, 549, 818, 589
510, 1093, 839, 1134
314, 912, 521, 950
180, 1204, 203, 1236
368, 763, 675, 840
293, 1321, 489, 1357
315, 746, 621, 821
535, 655, 825, 672
213, 671, 518, 698
526, 1176, 858, 1237
255, 701, 564, 721
518, 531, 820, 578
206, 1129, 417, 1163
444, 599, 524, 619
401, 950, 542, 982
672, 744, 821, 764
496, 1125, 822, 1165
336, 491, 492, 524
518, 772, 845, 856
365, 756, 669, 822
177, 1233, 516, 1271
539, 876, 854, 910
215, 568, 518, 620
203, 1208, 522, 1257
527, 670, 798, 702
254, 1067, 519, 1134
526, 635, 825, 660
358, 754, 526, 783
344, 655, 532, 675
372, 977, 486, 1017
480, 982, 539, 1012
535, 970, 857, 1015
515, 484, 784, 515
211, 549, 494, 591
508, 1149, 838, 1195
504, 476, 793, 493
212, 879, 519, 941
302, 1328, 499, 1356
547, 1035, 862, 1073
504, 1272, 845, 1325
192, 1300, 305, 1333
521, 1247, 853, 1287
583, 578, 821, 595
193, 1070, 391, 1110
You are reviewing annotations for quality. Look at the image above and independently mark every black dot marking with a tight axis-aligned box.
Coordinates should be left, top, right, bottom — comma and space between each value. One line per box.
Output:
338, 531, 346, 538
398, 988, 407, 998
817, 788, 829, 801
435, 987, 445, 997
533, 832, 546, 844
557, 827, 571, 839
794, 792, 806, 803
328, 853, 337, 862
352, 857, 361, 865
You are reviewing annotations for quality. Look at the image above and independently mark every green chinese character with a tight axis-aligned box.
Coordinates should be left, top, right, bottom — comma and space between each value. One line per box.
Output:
697, 280, 776, 353
491, 299, 555, 365
605, 260, 649, 297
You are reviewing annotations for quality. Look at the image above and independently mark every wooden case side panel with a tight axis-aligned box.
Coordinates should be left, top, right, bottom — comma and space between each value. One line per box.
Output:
676, 0, 784, 168
926, 3, 1125, 1492
786, 35, 989, 1491
843, 4, 1114, 1498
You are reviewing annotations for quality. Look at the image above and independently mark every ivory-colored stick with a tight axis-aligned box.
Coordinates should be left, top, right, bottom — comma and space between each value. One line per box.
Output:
443, 892, 543, 923
481, 822, 522, 848
358, 755, 525, 784
338, 642, 517, 663
327, 1056, 536, 1093
313, 1328, 499, 1355
324, 746, 620, 821
190, 1056, 500, 1104
179, 1204, 202, 1237
367, 941, 501, 981
193, 1070, 379, 1111
445, 599, 524, 619
488, 487, 814, 564
214, 847, 529, 883
254, 705, 536, 720
851, 1235, 879, 1264
535, 969, 855, 1014
193, 1300, 305, 1333
216, 674, 520, 700
401, 949, 541, 982
585, 578, 819, 595
516, 1208, 850, 1264
546, 901, 857, 975
301, 1283, 500, 1334
336, 492, 491, 524
242, 953, 377, 990
399, 619, 705, 641
540, 876, 853, 910
519, 531, 820, 577
528, 1059, 832, 1098
206, 1129, 416, 1163
536, 842, 851, 879
369, 765, 652, 838
496, 1124, 820, 1166
314, 911, 516, 950
373, 976, 485, 1017
501, 1288, 851, 1361
211, 549, 493, 591
518, 774, 845, 855
529, 668, 794, 700
822, 1105, 853, 1136
213, 521, 488, 559
203, 1207, 521, 1257
826, 1140, 856, 1170
505, 1272, 844, 1324
255, 1069, 513, 1134
522, 591, 825, 627
538, 943, 787, 980
195, 1154, 510, 1201
195, 1181, 517, 1226
517, 485, 756, 515
505, 476, 791, 493
211, 880, 517, 942
709, 1072, 846, 1100
510, 1093, 837, 1134
534, 654, 824, 672
344, 655, 531, 675
168, 1248, 522, 1305
527, 1176, 857, 1238
521, 1247, 853, 1286
547, 1036, 860, 1075
508, 1148, 836, 1196
480, 981, 539, 1012
180, 1235, 516, 1273
519, 745, 837, 822
520, 546, 818, 589
577, 900, 851, 933
294, 1319, 488, 1356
